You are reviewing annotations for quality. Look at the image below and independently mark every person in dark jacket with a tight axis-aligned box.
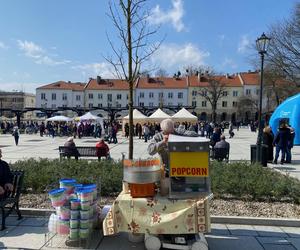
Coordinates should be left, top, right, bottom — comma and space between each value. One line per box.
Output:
210, 127, 221, 147
285, 127, 295, 163
64, 137, 80, 160
262, 126, 274, 163
273, 123, 291, 164
0, 149, 13, 198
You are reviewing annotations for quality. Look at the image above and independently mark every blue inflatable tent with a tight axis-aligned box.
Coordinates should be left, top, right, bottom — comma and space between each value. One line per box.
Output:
269, 93, 300, 145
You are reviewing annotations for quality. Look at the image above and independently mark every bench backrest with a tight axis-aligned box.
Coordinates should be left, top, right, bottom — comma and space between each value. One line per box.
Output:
59, 146, 98, 157
7, 170, 24, 199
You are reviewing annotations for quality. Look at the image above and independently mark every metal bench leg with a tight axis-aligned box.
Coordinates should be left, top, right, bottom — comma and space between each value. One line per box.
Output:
1, 207, 6, 231
15, 202, 22, 220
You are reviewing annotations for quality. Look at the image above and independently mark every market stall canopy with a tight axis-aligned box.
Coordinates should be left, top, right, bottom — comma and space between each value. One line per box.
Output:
269, 93, 300, 145
172, 108, 198, 123
149, 108, 171, 122
46, 115, 73, 122
122, 109, 148, 124
79, 112, 102, 121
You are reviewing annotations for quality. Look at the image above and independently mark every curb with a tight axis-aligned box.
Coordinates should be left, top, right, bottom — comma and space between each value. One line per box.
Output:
211, 215, 300, 227
18, 208, 300, 227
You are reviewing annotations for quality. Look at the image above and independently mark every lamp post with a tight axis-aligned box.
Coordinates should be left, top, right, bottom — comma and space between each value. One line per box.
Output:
255, 33, 271, 163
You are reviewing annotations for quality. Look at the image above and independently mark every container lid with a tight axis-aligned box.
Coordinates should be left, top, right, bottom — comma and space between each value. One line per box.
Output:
82, 184, 96, 189
77, 188, 93, 194
48, 188, 66, 195
70, 198, 81, 203
60, 178, 76, 184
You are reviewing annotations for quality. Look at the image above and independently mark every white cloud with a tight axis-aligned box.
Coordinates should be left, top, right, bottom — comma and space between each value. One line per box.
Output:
0, 41, 8, 49
221, 58, 238, 69
238, 35, 250, 54
72, 62, 114, 78
17, 40, 70, 66
151, 43, 209, 70
148, 0, 185, 32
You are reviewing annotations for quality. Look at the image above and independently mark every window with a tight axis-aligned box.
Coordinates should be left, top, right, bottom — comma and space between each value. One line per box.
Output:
233, 91, 238, 97
140, 92, 144, 98
41, 93, 46, 100
52, 93, 56, 100
168, 102, 172, 106
108, 103, 112, 107
232, 101, 238, 107
117, 94, 122, 100
12, 98, 17, 102
202, 91, 207, 96
98, 93, 103, 99
51, 104, 56, 108
149, 92, 154, 98
88, 93, 93, 99
149, 102, 153, 107
62, 93, 67, 100
202, 101, 207, 107
192, 90, 197, 96
116, 103, 121, 108
127, 94, 128, 100
246, 89, 251, 95
76, 95, 81, 101
159, 93, 164, 98
168, 93, 173, 99
76, 104, 81, 108
222, 101, 227, 107
107, 94, 112, 102
139, 102, 144, 107
41, 103, 47, 108
256, 89, 260, 95
192, 101, 197, 107
88, 103, 93, 108
178, 92, 183, 99
62, 104, 67, 107
98, 103, 102, 108
223, 91, 228, 96
178, 103, 183, 106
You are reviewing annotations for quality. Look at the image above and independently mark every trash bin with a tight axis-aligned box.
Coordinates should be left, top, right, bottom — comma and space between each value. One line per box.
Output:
250, 144, 268, 167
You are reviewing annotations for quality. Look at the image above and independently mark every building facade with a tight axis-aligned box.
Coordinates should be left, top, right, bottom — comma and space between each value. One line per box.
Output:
0, 91, 35, 119
35, 71, 284, 122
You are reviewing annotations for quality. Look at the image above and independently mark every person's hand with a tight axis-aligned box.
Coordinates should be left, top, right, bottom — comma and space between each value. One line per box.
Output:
163, 134, 169, 145
0, 186, 5, 195
4, 183, 13, 192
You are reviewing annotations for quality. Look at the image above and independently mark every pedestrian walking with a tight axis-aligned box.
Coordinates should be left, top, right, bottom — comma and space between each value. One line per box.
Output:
12, 126, 19, 146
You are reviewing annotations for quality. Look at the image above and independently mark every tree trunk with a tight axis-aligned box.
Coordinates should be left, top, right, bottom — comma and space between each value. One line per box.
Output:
127, 0, 133, 160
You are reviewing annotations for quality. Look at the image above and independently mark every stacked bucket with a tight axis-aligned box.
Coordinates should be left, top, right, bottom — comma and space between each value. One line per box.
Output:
48, 179, 98, 241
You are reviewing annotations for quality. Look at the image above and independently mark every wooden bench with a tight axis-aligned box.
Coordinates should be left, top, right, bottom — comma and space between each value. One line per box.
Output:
59, 146, 109, 161
212, 147, 229, 162
0, 170, 24, 230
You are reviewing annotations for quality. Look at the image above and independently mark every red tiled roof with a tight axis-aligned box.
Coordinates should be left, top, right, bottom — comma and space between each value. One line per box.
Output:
37, 81, 86, 91
189, 75, 242, 87
136, 77, 188, 89
239, 72, 259, 85
85, 78, 130, 90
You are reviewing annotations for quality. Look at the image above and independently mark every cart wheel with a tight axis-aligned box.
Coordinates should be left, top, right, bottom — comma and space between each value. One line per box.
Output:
144, 235, 161, 250
191, 241, 208, 250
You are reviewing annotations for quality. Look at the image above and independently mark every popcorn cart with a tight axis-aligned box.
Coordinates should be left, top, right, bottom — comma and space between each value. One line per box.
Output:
103, 135, 212, 250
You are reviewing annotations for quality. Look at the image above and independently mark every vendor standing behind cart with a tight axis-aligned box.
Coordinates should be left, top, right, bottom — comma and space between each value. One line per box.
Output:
148, 119, 198, 176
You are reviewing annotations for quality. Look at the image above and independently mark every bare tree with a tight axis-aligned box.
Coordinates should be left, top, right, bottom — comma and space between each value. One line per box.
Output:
185, 65, 213, 76
105, 0, 161, 159
155, 68, 168, 77
266, 3, 300, 84
198, 74, 226, 123
237, 95, 258, 119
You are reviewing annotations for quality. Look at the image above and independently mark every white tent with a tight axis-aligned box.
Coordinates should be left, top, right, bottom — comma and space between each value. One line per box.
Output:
123, 109, 148, 124
172, 108, 198, 123
149, 108, 171, 123
79, 112, 102, 122
79, 112, 104, 129
46, 115, 73, 122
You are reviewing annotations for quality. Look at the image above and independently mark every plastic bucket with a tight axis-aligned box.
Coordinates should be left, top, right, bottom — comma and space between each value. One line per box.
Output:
70, 210, 79, 220
80, 219, 90, 229
82, 184, 97, 200
70, 199, 81, 210
60, 206, 70, 220
48, 188, 66, 207
70, 219, 79, 229
80, 201, 91, 211
80, 228, 89, 239
78, 189, 93, 202
69, 228, 79, 240
57, 218, 69, 235
60, 178, 76, 195
80, 210, 90, 220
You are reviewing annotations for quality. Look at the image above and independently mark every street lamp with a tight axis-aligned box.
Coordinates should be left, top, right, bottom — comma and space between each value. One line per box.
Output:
255, 33, 271, 163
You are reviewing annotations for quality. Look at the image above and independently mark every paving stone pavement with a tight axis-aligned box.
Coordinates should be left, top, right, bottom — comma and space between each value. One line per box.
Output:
0, 216, 300, 249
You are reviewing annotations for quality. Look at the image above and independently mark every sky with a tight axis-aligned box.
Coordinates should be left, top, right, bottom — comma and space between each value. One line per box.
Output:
0, 0, 298, 93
